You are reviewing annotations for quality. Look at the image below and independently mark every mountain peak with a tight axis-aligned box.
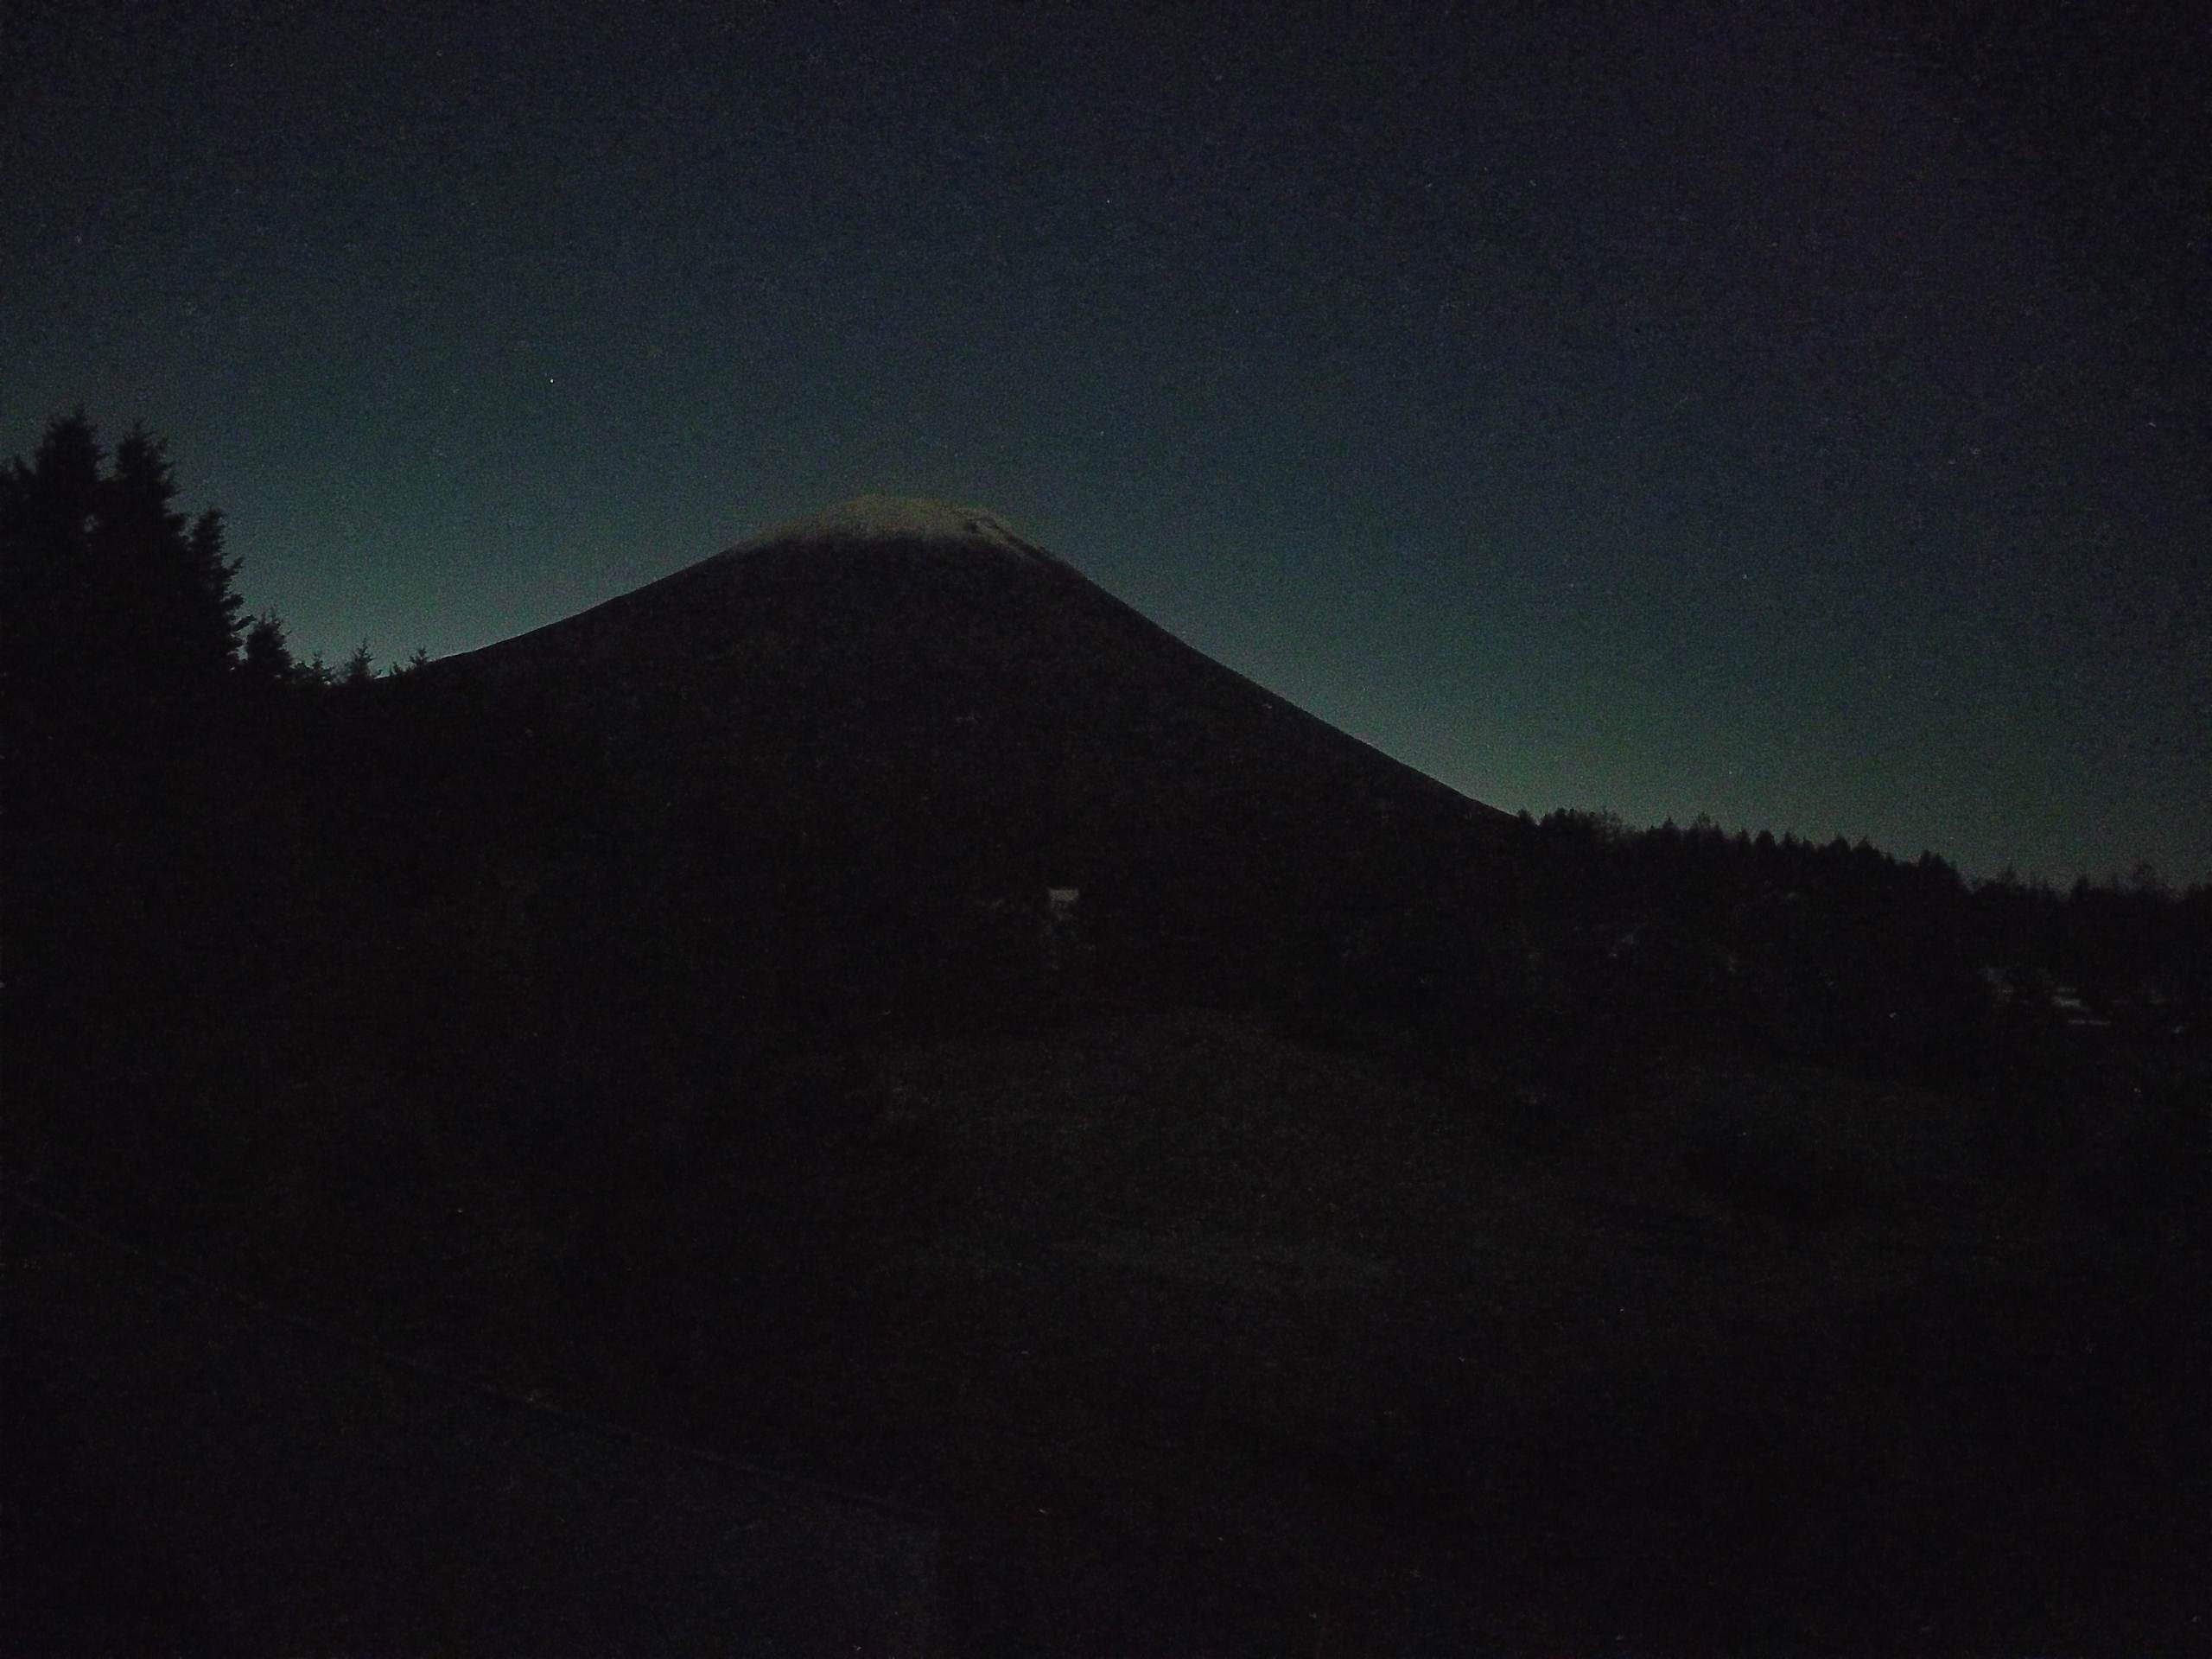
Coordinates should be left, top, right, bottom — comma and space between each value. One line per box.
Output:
728, 495, 1058, 568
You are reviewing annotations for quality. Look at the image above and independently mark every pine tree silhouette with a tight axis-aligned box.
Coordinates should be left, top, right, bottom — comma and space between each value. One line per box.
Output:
2, 414, 245, 758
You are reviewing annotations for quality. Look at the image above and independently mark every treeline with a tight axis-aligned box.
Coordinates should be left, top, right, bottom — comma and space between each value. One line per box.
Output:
1278, 806, 2207, 1126
1516, 808, 2209, 1052
1309, 797, 2207, 1096
1, 413, 423, 720
1, 416, 444, 1189
1, 416, 880, 1232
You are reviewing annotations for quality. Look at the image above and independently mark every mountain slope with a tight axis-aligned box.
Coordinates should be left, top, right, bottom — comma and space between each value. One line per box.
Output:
422, 499, 1521, 1022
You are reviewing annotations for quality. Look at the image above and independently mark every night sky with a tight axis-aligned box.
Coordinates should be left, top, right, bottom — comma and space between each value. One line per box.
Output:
6, 0, 2206, 883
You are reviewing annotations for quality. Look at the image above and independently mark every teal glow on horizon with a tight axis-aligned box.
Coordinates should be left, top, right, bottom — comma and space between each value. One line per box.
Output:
7, 3, 2204, 885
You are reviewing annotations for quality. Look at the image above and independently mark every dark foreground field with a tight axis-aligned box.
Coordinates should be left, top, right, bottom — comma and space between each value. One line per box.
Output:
9, 1008, 2204, 1656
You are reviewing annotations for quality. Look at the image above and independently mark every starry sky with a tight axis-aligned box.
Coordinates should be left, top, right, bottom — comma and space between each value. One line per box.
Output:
6, 0, 2206, 883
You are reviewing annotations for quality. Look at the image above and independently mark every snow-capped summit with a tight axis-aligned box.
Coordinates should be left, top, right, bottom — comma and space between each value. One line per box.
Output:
729, 495, 1058, 568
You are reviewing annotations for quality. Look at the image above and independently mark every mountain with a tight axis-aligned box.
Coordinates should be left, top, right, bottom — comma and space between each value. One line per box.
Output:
416, 496, 1522, 1031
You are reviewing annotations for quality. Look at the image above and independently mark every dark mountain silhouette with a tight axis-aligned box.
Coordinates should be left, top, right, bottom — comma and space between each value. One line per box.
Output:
416, 496, 1521, 1031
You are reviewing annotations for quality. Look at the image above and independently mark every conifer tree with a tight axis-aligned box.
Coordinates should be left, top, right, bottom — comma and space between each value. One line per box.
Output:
239, 608, 297, 690
1, 415, 246, 753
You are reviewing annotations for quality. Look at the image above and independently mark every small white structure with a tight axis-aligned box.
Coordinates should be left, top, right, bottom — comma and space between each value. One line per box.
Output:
1046, 886, 1081, 921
